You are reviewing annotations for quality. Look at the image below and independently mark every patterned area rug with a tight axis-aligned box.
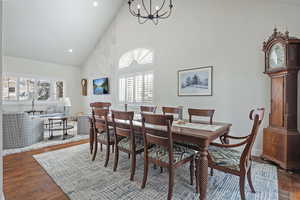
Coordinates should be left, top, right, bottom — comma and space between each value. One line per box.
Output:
34, 144, 278, 200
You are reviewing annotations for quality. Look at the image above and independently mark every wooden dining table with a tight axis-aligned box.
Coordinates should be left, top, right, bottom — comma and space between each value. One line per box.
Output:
89, 114, 232, 200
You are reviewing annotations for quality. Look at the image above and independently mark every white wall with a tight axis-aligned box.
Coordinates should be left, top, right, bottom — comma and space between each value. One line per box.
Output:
81, 0, 300, 155
0, 1, 3, 199
3, 56, 83, 114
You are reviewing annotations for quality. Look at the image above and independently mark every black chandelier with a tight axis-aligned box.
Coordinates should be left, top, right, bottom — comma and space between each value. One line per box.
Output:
128, 0, 173, 25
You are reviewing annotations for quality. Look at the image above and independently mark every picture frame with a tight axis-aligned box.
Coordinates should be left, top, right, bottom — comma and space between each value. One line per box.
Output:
178, 66, 213, 96
93, 77, 109, 95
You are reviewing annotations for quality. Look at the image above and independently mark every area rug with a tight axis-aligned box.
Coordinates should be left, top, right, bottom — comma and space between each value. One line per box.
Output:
34, 144, 278, 200
4, 123, 89, 156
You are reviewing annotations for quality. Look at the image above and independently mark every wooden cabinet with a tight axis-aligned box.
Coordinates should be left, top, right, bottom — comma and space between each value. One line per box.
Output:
262, 29, 300, 170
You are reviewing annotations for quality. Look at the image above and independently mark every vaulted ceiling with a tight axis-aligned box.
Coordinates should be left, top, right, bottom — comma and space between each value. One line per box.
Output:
3, 0, 124, 66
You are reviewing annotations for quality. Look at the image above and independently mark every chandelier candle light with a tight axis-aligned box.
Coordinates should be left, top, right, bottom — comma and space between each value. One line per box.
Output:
128, 0, 173, 25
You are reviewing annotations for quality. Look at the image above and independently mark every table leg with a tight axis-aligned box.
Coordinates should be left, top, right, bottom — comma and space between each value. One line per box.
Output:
198, 144, 209, 200
49, 120, 53, 139
62, 120, 67, 140
90, 119, 94, 155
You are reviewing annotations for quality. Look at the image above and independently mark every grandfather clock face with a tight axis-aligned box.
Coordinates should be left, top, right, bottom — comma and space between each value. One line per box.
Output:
269, 43, 285, 69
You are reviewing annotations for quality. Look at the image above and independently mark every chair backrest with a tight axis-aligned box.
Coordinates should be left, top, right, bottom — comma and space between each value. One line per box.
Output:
162, 106, 182, 120
141, 113, 174, 154
240, 108, 265, 169
188, 109, 215, 124
91, 108, 110, 134
140, 106, 157, 113
90, 102, 111, 110
111, 110, 135, 144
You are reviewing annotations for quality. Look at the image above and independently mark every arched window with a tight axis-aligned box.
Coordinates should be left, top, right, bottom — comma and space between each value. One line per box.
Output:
118, 48, 154, 104
119, 48, 154, 68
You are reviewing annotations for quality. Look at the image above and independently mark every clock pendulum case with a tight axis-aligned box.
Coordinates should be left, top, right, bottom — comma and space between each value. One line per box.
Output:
262, 28, 300, 170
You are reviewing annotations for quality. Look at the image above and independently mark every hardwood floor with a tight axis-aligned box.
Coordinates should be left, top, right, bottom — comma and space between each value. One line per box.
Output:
3, 140, 300, 200
4, 139, 89, 200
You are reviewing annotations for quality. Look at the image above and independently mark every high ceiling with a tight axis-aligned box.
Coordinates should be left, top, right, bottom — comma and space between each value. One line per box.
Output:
3, 0, 124, 66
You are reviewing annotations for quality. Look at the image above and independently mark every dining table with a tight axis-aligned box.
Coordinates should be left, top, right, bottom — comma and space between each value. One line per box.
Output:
89, 113, 232, 200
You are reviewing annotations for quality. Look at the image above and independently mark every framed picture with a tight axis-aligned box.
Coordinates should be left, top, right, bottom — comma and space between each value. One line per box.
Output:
178, 66, 213, 96
93, 78, 109, 95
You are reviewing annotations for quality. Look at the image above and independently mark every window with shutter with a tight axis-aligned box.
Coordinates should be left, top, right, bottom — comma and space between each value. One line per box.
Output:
118, 72, 153, 104
119, 78, 126, 102
126, 77, 134, 103
144, 73, 153, 103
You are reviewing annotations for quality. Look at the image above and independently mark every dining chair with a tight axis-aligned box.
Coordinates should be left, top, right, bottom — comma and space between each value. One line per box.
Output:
141, 113, 195, 200
90, 108, 115, 167
140, 105, 157, 113
162, 106, 183, 120
90, 102, 112, 154
195, 108, 265, 200
179, 109, 215, 151
188, 108, 215, 124
111, 110, 145, 181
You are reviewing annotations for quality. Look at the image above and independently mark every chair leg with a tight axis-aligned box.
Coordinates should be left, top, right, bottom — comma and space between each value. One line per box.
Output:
104, 143, 110, 167
239, 175, 246, 200
210, 168, 214, 176
247, 166, 256, 193
195, 160, 199, 193
130, 152, 136, 181
92, 140, 98, 161
160, 167, 164, 173
190, 159, 194, 185
141, 157, 149, 189
113, 146, 119, 171
167, 167, 174, 200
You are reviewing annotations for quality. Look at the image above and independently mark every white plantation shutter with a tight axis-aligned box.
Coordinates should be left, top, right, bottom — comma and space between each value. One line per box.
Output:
135, 75, 143, 103
143, 73, 153, 102
119, 72, 153, 104
126, 76, 134, 103
119, 78, 126, 102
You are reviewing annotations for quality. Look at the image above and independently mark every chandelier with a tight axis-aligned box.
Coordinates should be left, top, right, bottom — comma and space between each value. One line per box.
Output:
128, 0, 174, 25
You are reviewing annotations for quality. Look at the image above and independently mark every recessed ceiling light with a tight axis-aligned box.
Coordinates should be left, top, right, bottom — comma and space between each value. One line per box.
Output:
93, 1, 99, 7
68, 49, 73, 53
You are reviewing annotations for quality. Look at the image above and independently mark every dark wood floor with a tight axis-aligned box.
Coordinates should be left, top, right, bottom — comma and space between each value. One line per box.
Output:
3, 140, 300, 200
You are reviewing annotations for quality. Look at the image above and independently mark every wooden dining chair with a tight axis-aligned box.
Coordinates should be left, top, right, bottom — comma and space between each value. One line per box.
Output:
112, 110, 145, 181
162, 106, 183, 120
195, 108, 265, 200
140, 105, 157, 113
188, 108, 215, 124
90, 102, 112, 155
90, 108, 115, 167
141, 113, 195, 200
178, 109, 216, 151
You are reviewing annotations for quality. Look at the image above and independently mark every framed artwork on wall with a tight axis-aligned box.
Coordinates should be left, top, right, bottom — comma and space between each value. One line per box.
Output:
81, 79, 88, 96
178, 66, 213, 96
93, 77, 109, 95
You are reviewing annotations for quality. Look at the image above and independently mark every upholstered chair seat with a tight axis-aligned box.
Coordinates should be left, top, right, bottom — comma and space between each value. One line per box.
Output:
97, 131, 115, 143
118, 136, 144, 152
148, 144, 195, 164
208, 145, 241, 171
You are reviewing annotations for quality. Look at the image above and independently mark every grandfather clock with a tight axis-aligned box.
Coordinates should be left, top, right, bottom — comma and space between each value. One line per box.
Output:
262, 28, 300, 170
